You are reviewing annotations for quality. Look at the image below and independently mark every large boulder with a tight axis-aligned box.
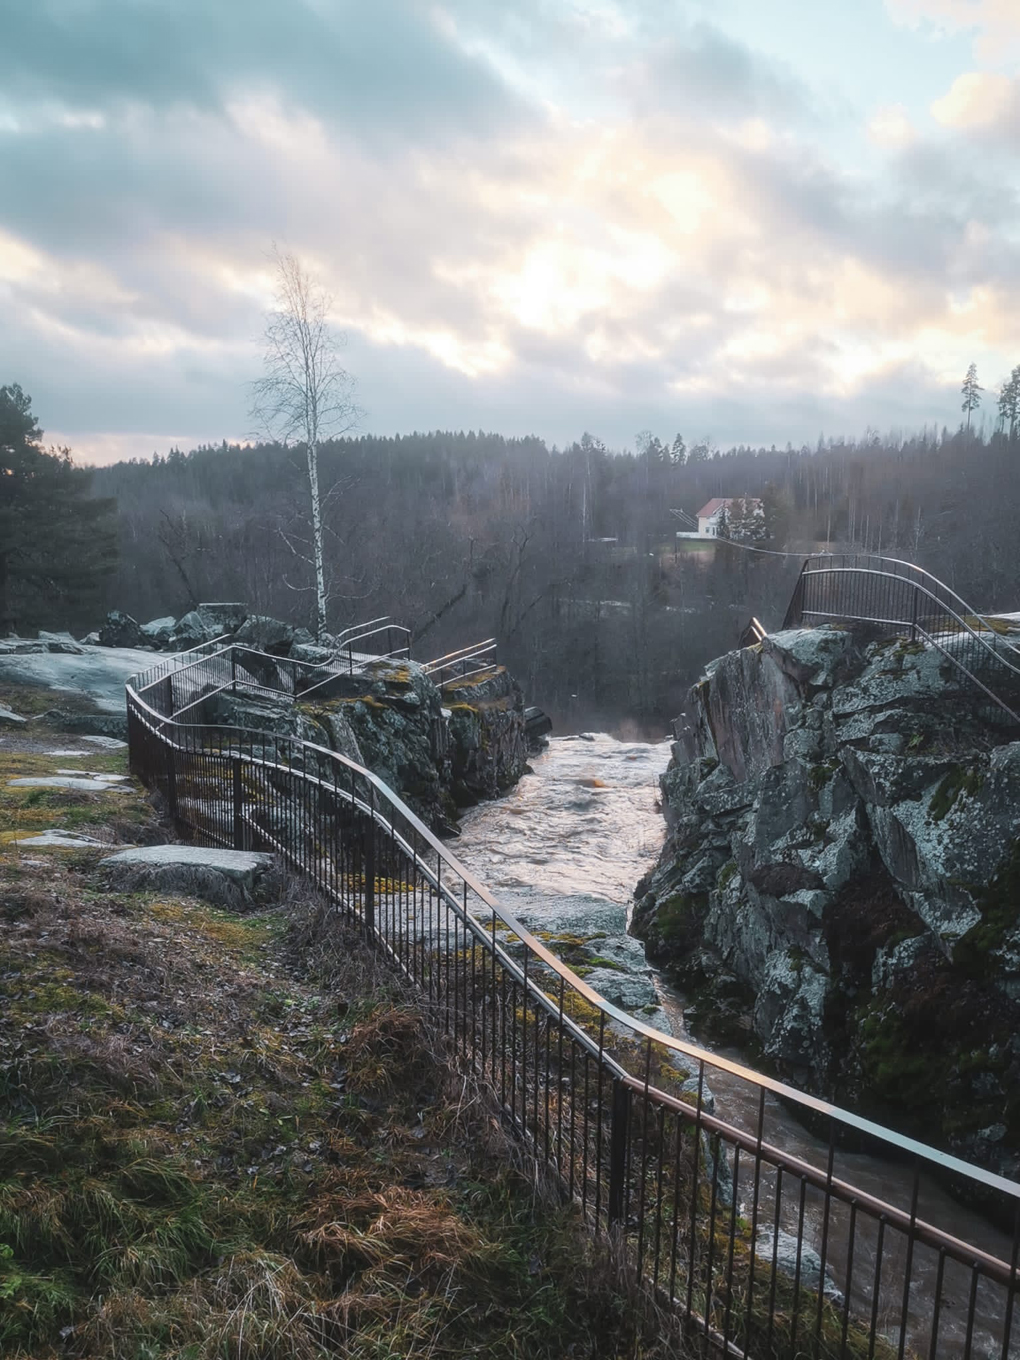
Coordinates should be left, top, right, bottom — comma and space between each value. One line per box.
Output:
140, 616, 176, 648
100, 845, 279, 909
37, 630, 86, 655
309, 659, 451, 827
195, 602, 247, 635
635, 625, 1020, 1183
233, 614, 315, 655
98, 610, 146, 649
167, 609, 219, 652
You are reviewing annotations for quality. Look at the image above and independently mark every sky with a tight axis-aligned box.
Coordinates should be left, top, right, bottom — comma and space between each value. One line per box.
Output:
1, 0, 1019, 465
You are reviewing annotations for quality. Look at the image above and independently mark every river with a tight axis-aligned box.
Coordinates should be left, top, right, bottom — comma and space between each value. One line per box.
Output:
454, 733, 1017, 1360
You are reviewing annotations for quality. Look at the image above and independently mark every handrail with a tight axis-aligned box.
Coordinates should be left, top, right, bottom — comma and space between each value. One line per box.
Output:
125, 649, 1020, 1357
423, 639, 498, 670
738, 617, 767, 648
125, 668, 1020, 1198
340, 621, 411, 656
332, 615, 392, 647
783, 554, 1020, 725
422, 638, 499, 689
815, 553, 1020, 654
131, 635, 235, 694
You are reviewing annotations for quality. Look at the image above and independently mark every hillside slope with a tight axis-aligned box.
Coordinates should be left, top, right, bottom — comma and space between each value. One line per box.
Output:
0, 695, 681, 1359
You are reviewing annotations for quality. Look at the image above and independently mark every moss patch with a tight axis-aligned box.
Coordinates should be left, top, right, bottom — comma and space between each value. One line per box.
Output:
954, 835, 1020, 973
928, 764, 985, 822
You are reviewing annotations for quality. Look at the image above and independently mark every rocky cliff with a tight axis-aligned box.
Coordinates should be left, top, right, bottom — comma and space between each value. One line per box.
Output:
633, 625, 1020, 1185
208, 656, 530, 833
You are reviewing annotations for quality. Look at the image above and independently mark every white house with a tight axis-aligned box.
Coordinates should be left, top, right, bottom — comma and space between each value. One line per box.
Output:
673, 497, 765, 539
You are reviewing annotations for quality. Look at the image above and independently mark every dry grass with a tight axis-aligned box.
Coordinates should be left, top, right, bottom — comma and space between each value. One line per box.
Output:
0, 778, 689, 1359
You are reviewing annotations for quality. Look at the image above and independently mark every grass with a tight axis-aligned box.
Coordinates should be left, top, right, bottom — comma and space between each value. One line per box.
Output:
0, 836, 688, 1358
0, 700, 908, 1358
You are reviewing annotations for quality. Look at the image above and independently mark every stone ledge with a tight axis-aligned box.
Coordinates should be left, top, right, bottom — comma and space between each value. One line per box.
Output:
100, 844, 280, 909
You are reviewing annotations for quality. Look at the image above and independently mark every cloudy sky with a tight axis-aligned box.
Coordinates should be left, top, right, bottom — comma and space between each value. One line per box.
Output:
2, 0, 1019, 464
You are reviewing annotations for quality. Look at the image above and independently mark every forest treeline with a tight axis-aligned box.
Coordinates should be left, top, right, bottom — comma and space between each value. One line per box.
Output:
76, 422, 1018, 731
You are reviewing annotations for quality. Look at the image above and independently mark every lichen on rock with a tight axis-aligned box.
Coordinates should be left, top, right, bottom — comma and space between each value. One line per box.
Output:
633, 623, 1020, 1189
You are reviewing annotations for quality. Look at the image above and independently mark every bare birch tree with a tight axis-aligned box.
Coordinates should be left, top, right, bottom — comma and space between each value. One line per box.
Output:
250, 246, 359, 640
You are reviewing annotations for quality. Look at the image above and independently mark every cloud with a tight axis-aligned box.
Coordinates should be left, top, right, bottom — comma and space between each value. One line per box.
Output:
0, 0, 529, 148
886, 0, 1020, 64
930, 71, 1020, 142
622, 24, 813, 124
868, 103, 917, 147
1, 0, 1019, 460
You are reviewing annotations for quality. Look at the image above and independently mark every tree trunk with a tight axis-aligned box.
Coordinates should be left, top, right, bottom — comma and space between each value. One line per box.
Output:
306, 439, 328, 640
0, 553, 11, 636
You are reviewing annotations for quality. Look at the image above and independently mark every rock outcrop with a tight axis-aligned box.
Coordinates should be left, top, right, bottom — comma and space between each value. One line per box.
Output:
206, 657, 530, 833
445, 669, 529, 806
98, 610, 147, 649
297, 658, 528, 829
633, 625, 1020, 1186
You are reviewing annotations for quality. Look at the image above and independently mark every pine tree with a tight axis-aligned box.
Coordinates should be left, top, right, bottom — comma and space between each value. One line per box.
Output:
726, 495, 767, 544
0, 384, 117, 634
998, 369, 1020, 440
961, 362, 982, 429
670, 434, 686, 467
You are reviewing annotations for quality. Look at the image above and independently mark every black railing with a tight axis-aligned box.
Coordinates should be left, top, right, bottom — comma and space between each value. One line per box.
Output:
126, 651, 1020, 1359
783, 553, 1020, 725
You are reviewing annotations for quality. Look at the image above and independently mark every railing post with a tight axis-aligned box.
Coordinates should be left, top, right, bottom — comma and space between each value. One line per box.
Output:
165, 736, 178, 827
231, 756, 245, 850
364, 792, 376, 934
608, 1078, 630, 1230
909, 588, 918, 642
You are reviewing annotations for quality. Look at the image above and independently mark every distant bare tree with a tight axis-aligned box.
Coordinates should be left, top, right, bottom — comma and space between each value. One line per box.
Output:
250, 246, 360, 639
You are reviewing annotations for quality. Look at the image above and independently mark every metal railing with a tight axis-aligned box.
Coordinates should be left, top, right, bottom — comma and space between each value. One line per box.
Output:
126, 652, 1020, 1360
783, 553, 1020, 725
131, 624, 414, 716
422, 638, 499, 689
331, 619, 411, 673
738, 616, 768, 648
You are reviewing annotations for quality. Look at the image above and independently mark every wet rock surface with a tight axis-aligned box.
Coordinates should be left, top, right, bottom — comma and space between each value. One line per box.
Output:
444, 668, 529, 806
634, 625, 1020, 1183
294, 658, 527, 831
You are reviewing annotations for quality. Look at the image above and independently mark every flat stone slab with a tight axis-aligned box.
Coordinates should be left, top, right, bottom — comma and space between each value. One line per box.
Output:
8, 829, 111, 848
43, 736, 129, 753
8, 775, 132, 793
54, 769, 129, 781
0, 644, 161, 713
100, 844, 279, 909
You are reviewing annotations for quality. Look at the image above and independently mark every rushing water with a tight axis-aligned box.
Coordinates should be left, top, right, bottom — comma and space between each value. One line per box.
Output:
455, 734, 1017, 1359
